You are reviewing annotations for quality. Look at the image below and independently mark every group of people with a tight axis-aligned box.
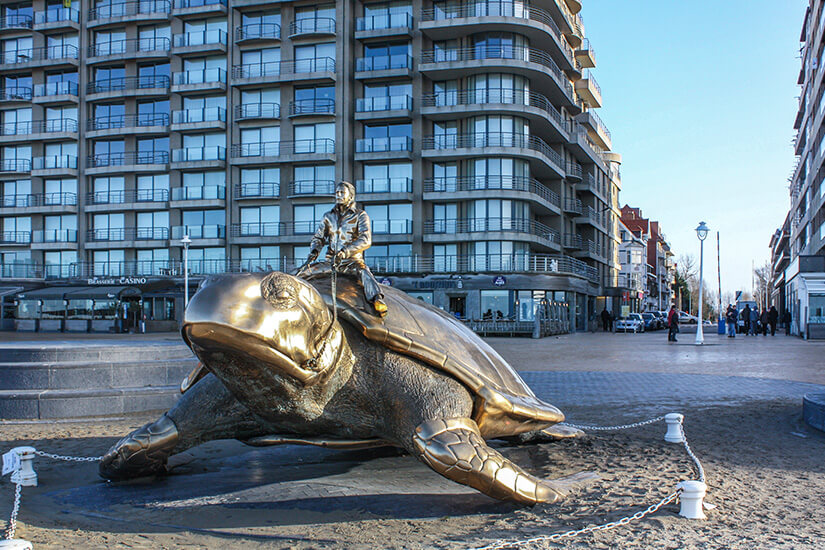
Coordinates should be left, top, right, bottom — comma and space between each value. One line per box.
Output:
724, 304, 779, 337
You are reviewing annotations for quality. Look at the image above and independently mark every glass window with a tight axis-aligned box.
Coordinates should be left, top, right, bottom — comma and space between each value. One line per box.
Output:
481, 290, 510, 319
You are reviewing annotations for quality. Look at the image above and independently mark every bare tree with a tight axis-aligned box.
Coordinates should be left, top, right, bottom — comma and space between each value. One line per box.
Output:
753, 261, 772, 310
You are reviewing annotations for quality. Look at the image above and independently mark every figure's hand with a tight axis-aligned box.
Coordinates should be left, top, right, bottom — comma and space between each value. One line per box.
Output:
333, 249, 346, 266
307, 249, 319, 264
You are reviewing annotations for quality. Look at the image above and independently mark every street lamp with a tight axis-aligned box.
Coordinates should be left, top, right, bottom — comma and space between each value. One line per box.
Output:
181, 234, 191, 310
695, 221, 709, 345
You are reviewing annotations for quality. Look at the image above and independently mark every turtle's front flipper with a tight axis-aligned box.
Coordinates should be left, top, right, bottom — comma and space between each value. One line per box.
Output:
412, 418, 566, 505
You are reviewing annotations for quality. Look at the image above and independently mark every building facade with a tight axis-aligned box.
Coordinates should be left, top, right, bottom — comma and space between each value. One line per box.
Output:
619, 205, 674, 312
776, 1, 825, 338
0, 0, 622, 332
616, 217, 645, 314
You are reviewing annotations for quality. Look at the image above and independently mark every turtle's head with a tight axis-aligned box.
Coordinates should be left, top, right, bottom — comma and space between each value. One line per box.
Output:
181, 272, 339, 387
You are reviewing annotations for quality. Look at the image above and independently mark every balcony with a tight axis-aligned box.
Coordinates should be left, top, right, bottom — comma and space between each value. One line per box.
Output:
288, 179, 335, 197
87, 75, 170, 99
173, 0, 226, 17
571, 238, 604, 261
0, 45, 79, 69
424, 217, 560, 249
576, 205, 608, 230
86, 113, 169, 137
288, 18, 335, 37
230, 139, 335, 163
355, 95, 412, 120
86, 151, 168, 174
575, 110, 611, 150
85, 189, 168, 208
288, 98, 334, 116
170, 185, 225, 202
172, 29, 227, 55
32, 229, 77, 244
562, 197, 582, 215
234, 102, 280, 121
34, 8, 80, 30
231, 57, 335, 84
355, 136, 413, 160
0, 159, 31, 174
0, 14, 33, 31
235, 23, 281, 42
563, 232, 581, 249
0, 86, 31, 102
0, 192, 77, 214
0, 231, 31, 245
575, 70, 602, 108
231, 222, 284, 238
0, 119, 78, 141
421, 132, 564, 177
419, 45, 575, 106
423, 175, 560, 212
32, 155, 78, 175
88, 0, 171, 25
575, 173, 607, 201
566, 160, 582, 181
171, 224, 225, 241
371, 219, 413, 235
87, 227, 169, 243
355, 54, 413, 78
170, 146, 226, 168
355, 12, 413, 38
421, 88, 567, 139
234, 182, 280, 199
356, 177, 413, 195
172, 68, 226, 93
171, 107, 226, 131
575, 38, 596, 68
88, 37, 170, 62
32, 81, 78, 104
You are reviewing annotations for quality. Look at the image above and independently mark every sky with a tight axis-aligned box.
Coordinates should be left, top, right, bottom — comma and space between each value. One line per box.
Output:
583, 0, 807, 294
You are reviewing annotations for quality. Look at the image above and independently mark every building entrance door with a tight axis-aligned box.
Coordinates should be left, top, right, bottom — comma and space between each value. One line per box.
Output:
449, 295, 466, 319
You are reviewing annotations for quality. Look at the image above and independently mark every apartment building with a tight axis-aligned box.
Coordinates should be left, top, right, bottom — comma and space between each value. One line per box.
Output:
0, 0, 621, 331
619, 205, 674, 312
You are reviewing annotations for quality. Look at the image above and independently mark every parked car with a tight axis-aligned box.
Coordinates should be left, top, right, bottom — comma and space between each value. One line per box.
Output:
679, 311, 698, 324
642, 312, 659, 331
616, 313, 644, 333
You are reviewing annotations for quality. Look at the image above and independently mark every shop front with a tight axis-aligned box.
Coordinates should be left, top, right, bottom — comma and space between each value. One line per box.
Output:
785, 256, 825, 339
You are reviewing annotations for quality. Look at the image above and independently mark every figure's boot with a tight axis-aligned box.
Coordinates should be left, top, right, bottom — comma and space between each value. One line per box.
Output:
372, 296, 388, 317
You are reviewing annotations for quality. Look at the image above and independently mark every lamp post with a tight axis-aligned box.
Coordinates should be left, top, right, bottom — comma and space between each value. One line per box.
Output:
181, 234, 191, 310
695, 221, 709, 345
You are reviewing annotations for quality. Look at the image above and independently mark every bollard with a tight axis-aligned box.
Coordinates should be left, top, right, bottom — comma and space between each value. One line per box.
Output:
9, 447, 37, 487
0, 540, 33, 550
677, 480, 707, 519
664, 413, 684, 443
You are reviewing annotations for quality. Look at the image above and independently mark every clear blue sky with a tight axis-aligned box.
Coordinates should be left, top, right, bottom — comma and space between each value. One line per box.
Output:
584, 0, 806, 294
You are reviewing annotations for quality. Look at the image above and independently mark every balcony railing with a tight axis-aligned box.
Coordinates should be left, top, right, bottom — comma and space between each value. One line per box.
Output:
173, 67, 226, 85
233, 182, 280, 198
2, 192, 77, 208
0, 14, 33, 29
33, 156, 78, 170
171, 185, 225, 200
563, 232, 581, 249
356, 94, 412, 112
0, 119, 78, 135
356, 54, 412, 71
0, 87, 32, 101
288, 17, 335, 36
0, 45, 79, 64
288, 98, 335, 116
87, 113, 169, 131
566, 161, 582, 179
34, 7, 79, 24
173, 29, 227, 47
421, 88, 563, 127
86, 189, 169, 204
234, 102, 280, 120
356, 136, 412, 153
171, 146, 226, 162
88, 75, 169, 94
232, 57, 335, 79
172, 107, 226, 123
288, 179, 335, 196
231, 138, 335, 157
32, 229, 77, 243
33, 81, 78, 97
356, 177, 412, 194
87, 227, 169, 242
87, 151, 168, 168
0, 159, 31, 172
0, 231, 31, 244
424, 217, 560, 244
563, 197, 582, 214
171, 224, 225, 239
231, 222, 283, 237
356, 12, 413, 31
424, 176, 559, 206
371, 219, 412, 234
88, 0, 172, 21
422, 132, 563, 168
580, 205, 607, 227
89, 37, 170, 57
175, 0, 225, 8
235, 23, 281, 41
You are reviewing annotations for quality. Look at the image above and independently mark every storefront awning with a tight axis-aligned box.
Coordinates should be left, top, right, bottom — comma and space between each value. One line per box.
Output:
0, 286, 23, 298
66, 286, 141, 300
17, 286, 89, 300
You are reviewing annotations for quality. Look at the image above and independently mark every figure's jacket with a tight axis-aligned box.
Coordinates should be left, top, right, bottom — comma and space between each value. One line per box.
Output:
309, 203, 372, 263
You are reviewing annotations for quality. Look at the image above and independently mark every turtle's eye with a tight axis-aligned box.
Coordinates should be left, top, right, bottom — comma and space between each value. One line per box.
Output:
261, 273, 299, 310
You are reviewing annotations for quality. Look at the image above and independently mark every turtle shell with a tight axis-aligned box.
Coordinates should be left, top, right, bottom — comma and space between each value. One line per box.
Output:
310, 273, 564, 438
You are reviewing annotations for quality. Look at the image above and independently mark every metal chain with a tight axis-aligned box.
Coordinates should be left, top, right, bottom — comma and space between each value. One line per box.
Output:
2, 483, 21, 540
469, 490, 682, 550
33, 450, 102, 462
562, 415, 666, 431
679, 423, 705, 483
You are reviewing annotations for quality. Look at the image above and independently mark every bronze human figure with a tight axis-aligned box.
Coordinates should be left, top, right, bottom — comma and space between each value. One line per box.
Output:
99, 271, 582, 505
296, 181, 387, 316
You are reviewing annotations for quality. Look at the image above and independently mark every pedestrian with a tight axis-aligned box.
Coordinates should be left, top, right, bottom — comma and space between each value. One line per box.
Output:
783, 310, 792, 336
667, 304, 679, 342
769, 306, 779, 336
725, 304, 737, 338
760, 308, 769, 336
601, 307, 610, 332
741, 304, 751, 335
749, 305, 759, 336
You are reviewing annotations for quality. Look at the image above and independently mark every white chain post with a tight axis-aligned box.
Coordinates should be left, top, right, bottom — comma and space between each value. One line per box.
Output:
676, 480, 707, 519
8, 448, 36, 488
664, 413, 684, 443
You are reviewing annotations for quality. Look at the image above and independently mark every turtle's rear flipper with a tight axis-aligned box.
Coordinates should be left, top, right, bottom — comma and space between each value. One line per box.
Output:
412, 417, 567, 505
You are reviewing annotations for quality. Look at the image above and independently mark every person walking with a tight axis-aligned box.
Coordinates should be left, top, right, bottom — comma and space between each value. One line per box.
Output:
749, 305, 759, 336
783, 310, 792, 336
741, 304, 751, 335
760, 308, 769, 336
601, 307, 610, 332
667, 304, 679, 342
769, 306, 779, 336
725, 304, 737, 338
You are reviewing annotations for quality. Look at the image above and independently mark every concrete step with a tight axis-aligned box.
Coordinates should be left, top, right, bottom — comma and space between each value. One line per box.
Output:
0, 358, 198, 391
0, 386, 182, 419
0, 342, 193, 363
